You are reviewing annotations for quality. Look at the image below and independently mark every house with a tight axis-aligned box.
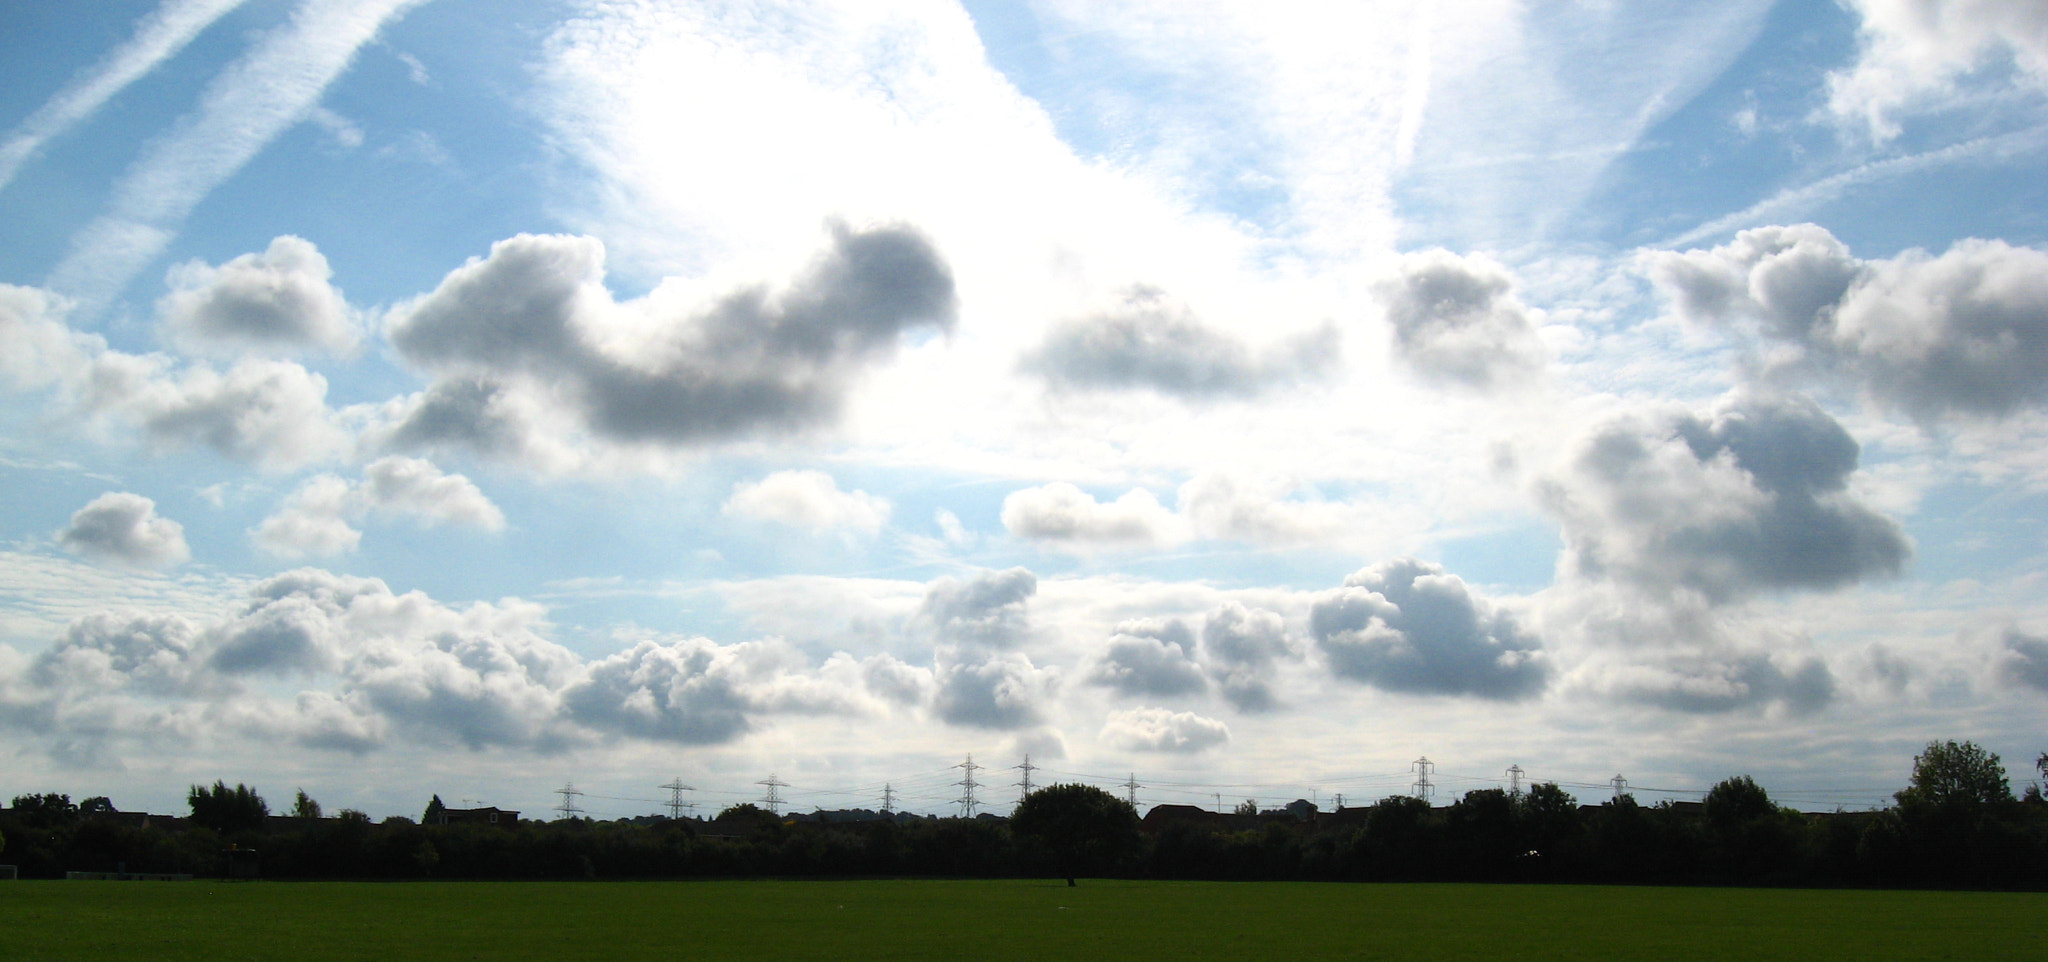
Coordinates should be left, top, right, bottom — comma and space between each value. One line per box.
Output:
436, 806, 519, 828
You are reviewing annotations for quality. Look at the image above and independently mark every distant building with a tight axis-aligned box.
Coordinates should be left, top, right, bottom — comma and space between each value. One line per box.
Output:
436, 806, 519, 828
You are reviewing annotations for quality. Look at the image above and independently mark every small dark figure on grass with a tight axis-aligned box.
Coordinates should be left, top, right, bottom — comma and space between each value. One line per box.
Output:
1009, 783, 1141, 887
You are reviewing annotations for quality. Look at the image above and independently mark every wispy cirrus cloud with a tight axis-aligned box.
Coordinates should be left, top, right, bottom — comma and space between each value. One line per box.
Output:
46, 0, 425, 310
0, 0, 249, 194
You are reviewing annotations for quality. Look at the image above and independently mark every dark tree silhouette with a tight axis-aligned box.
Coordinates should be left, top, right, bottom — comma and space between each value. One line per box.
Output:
1704, 775, 1776, 826
1897, 740, 2011, 809
293, 789, 322, 819
1010, 783, 1141, 886
423, 794, 445, 825
187, 782, 268, 833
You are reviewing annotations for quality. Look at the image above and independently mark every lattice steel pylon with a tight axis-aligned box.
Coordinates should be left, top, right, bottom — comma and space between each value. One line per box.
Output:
1411, 757, 1435, 803
1013, 753, 1038, 808
955, 754, 984, 817
660, 778, 696, 819
554, 782, 585, 820
1507, 764, 1525, 796
1610, 773, 1629, 801
880, 783, 896, 814
758, 774, 789, 815
1122, 773, 1142, 810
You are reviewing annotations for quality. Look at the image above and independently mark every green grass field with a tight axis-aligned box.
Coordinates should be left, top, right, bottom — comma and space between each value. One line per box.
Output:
1, 879, 2037, 961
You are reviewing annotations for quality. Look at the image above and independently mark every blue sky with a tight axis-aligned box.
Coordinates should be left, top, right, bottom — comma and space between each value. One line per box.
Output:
3, 0, 2047, 821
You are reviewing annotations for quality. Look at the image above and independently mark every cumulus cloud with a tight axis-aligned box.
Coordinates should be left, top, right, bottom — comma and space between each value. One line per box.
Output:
1005, 476, 1382, 553
723, 469, 891, 534
3, 568, 900, 758
1089, 618, 1207, 698
1377, 249, 1546, 390
252, 456, 504, 559
1201, 601, 1292, 711
380, 222, 955, 460
1538, 392, 1910, 602
1022, 286, 1336, 398
159, 235, 357, 356
1998, 628, 2048, 692
1598, 650, 1835, 715
1100, 707, 1229, 753
1310, 558, 1547, 700
1827, 0, 2048, 140
1643, 225, 2048, 421
1001, 483, 1186, 551
919, 567, 1037, 650
933, 652, 1058, 729
56, 492, 191, 569
919, 568, 1056, 729
0, 284, 347, 469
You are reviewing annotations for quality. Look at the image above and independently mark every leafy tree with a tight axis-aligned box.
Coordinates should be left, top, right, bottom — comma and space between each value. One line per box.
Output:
188, 781, 268, 833
1896, 740, 2012, 809
9, 793, 78, 826
1233, 799, 1258, 816
1704, 775, 1775, 826
423, 794, 445, 825
79, 796, 115, 814
1010, 783, 1141, 886
293, 789, 323, 819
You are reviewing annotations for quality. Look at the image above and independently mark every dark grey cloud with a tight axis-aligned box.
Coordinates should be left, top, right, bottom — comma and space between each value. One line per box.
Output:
159, 235, 357, 356
1201, 601, 1290, 712
1541, 392, 1910, 602
1609, 651, 1834, 715
1090, 618, 1207, 698
1378, 249, 1546, 389
1645, 225, 2048, 421
384, 221, 956, 453
56, 491, 189, 569
2000, 629, 2048, 692
1022, 286, 1336, 399
379, 376, 526, 456
1310, 558, 1547, 700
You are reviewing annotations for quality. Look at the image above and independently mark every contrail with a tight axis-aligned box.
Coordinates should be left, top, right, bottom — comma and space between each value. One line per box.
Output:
0, 0, 250, 194
45, 0, 429, 313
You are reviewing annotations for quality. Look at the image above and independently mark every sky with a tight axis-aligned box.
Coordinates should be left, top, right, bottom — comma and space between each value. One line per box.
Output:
2, 0, 2046, 822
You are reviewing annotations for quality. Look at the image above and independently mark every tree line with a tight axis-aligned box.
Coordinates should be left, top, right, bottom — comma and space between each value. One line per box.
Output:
3, 741, 2043, 889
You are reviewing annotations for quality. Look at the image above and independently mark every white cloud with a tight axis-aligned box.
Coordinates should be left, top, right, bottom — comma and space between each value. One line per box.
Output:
723, 470, 891, 535
1827, 0, 2048, 140
1022, 286, 1338, 399
1001, 483, 1187, 551
1310, 557, 1547, 700
0, 285, 349, 469
253, 456, 504, 559
1643, 226, 2048, 421
376, 225, 955, 467
1100, 707, 1230, 753
1089, 618, 1207, 698
56, 492, 191, 569
1537, 391, 1910, 603
1377, 248, 1546, 390
159, 235, 358, 356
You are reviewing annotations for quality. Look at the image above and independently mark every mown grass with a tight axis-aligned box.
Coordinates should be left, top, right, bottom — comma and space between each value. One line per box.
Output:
1, 878, 2037, 961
